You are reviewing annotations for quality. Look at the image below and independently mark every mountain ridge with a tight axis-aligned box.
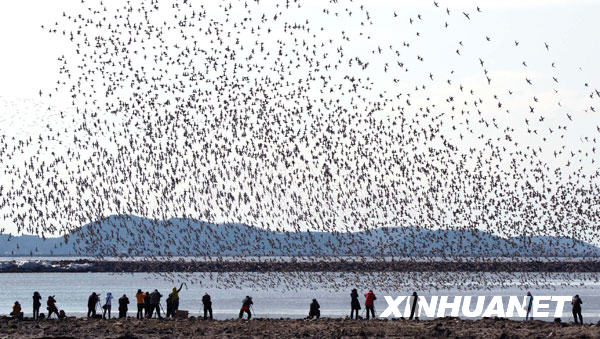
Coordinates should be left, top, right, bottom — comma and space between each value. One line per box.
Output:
1, 214, 598, 257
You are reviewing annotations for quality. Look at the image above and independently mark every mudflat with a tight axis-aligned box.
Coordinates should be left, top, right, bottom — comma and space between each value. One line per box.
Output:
0, 316, 597, 338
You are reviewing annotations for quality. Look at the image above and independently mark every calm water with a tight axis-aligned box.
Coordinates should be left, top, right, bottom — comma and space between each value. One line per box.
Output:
1, 272, 599, 322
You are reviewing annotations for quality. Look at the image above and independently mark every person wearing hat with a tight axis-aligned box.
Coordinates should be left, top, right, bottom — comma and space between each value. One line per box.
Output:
168, 283, 184, 317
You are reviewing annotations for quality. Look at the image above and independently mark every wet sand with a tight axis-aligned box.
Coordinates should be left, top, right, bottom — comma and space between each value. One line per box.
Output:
0, 316, 598, 338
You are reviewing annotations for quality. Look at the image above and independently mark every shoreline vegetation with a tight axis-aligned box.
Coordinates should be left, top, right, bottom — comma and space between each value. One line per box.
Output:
0, 316, 596, 338
2, 259, 600, 273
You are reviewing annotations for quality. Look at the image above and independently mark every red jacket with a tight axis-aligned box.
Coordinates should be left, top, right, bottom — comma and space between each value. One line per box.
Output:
364, 291, 376, 307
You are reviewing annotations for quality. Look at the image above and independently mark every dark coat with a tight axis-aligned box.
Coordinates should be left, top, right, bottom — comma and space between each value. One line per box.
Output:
351, 290, 360, 309
33, 294, 42, 308
150, 291, 162, 305
310, 300, 320, 313
88, 294, 99, 308
202, 294, 212, 306
572, 296, 583, 311
119, 296, 129, 310
242, 297, 253, 307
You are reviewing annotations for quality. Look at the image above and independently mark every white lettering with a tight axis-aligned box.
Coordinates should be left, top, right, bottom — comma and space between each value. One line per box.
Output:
421, 296, 439, 318
437, 296, 462, 317
505, 296, 527, 318
403, 296, 418, 318
552, 296, 571, 318
462, 296, 486, 317
377, 295, 572, 319
482, 296, 505, 317
381, 296, 406, 317
533, 296, 551, 318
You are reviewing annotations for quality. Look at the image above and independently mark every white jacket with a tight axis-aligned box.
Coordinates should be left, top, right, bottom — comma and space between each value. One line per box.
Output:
525, 295, 533, 311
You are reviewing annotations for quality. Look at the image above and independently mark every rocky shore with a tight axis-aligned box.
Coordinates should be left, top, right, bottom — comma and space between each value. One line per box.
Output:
0, 316, 598, 338
2, 259, 600, 273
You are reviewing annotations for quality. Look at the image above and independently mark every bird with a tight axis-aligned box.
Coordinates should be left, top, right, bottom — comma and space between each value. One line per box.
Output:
0, 0, 597, 293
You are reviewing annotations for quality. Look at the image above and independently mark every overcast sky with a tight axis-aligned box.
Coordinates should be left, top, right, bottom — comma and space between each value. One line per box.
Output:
1, 0, 599, 142
0, 0, 599, 237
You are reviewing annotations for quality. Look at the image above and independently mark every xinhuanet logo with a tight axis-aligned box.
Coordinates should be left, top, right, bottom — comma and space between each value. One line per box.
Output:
380, 296, 572, 318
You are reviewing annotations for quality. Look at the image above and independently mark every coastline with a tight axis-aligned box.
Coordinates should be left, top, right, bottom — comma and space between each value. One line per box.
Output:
2, 259, 600, 273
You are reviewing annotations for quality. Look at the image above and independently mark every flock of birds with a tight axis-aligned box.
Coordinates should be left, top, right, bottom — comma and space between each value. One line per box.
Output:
1, 0, 599, 289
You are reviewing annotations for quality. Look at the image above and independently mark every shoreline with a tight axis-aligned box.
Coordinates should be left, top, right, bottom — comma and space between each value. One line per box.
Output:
0, 316, 596, 338
3, 259, 600, 273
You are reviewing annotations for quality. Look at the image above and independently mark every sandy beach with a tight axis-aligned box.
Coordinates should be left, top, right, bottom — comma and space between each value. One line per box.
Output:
0, 316, 598, 338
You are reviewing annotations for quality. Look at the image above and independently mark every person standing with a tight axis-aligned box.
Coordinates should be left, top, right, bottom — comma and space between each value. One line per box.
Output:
202, 293, 213, 320
572, 294, 583, 324
143, 291, 151, 318
33, 292, 42, 320
135, 290, 146, 319
87, 292, 100, 318
165, 294, 173, 318
525, 292, 533, 321
409, 292, 419, 320
118, 294, 129, 318
238, 296, 253, 320
169, 283, 184, 317
102, 292, 113, 319
149, 289, 163, 319
350, 289, 361, 319
364, 290, 377, 320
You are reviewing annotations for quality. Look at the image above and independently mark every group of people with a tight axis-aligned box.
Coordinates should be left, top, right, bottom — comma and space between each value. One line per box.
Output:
349, 289, 378, 320
9, 292, 64, 320
523, 292, 584, 324
8, 289, 586, 324
86, 292, 130, 319
85, 284, 214, 320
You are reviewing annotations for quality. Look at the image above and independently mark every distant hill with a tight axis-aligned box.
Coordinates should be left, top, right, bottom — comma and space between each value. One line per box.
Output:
1, 214, 599, 257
